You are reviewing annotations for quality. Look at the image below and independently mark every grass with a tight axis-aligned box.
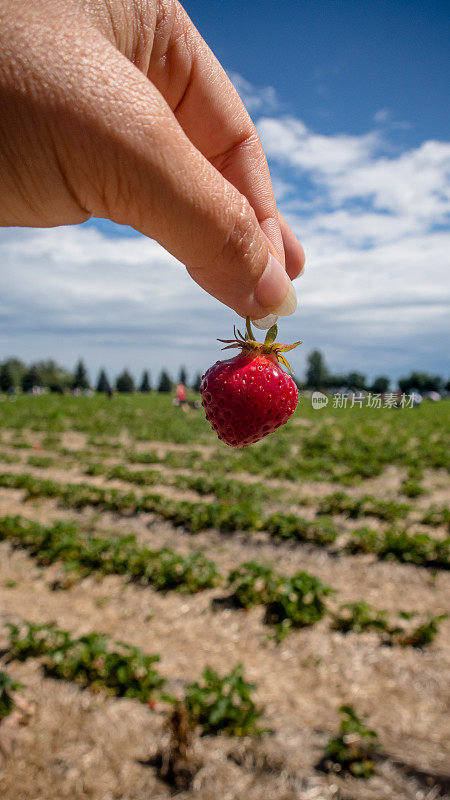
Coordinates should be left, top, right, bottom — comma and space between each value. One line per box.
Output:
0, 395, 448, 480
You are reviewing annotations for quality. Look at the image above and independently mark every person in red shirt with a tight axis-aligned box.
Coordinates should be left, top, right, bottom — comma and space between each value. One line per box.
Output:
176, 383, 187, 405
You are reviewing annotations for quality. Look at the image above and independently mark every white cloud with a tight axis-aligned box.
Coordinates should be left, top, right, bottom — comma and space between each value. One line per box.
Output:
227, 71, 279, 114
258, 117, 379, 177
374, 107, 390, 123
259, 117, 450, 226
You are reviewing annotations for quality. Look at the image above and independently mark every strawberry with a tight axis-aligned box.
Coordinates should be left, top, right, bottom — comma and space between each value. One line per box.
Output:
201, 318, 301, 447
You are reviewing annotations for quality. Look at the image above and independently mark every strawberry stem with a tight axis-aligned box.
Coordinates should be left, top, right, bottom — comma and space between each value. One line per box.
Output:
218, 317, 302, 373
245, 317, 254, 341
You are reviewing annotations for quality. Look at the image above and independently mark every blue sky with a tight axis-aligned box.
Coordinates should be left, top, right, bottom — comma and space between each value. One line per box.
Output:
1, 0, 449, 385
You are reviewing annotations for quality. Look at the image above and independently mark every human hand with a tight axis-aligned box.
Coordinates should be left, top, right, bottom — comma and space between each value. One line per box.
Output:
0, 0, 304, 320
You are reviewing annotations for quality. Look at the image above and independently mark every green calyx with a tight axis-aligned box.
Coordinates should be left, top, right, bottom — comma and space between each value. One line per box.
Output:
218, 317, 301, 372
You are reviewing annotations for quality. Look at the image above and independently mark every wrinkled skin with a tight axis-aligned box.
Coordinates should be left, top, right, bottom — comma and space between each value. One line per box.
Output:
0, 0, 304, 318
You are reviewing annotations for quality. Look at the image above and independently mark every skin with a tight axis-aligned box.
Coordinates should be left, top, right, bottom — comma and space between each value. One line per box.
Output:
0, 0, 304, 318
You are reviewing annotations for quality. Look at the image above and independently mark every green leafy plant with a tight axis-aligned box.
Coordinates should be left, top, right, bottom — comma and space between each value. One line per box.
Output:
0, 670, 23, 721
263, 571, 334, 638
226, 563, 333, 638
401, 479, 425, 498
7, 622, 164, 701
421, 505, 450, 530
330, 601, 394, 636
330, 602, 446, 648
320, 705, 379, 779
184, 665, 266, 736
397, 613, 448, 648
227, 561, 277, 608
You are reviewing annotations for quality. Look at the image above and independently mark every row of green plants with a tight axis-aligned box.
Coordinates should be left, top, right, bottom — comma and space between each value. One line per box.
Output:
0, 471, 448, 568
228, 562, 447, 645
5, 621, 263, 737
347, 526, 450, 567
317, 491, 411, 521
4, 620, 380, 777
7, 622, 164, 701
330, 600, 447, 648
1, 517, 446, 646
85, 462, 269, 505
0, 516, 219, 593
6, 449, 449, 538
27, 448, 448, 534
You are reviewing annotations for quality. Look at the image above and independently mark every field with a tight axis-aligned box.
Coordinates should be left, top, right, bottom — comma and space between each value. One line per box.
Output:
0, 393, 449, 800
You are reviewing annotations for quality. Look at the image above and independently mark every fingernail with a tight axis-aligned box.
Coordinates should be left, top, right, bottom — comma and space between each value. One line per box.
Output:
274, 282, 297, 315
254, 253, 297, 316
253, 313, 279, 330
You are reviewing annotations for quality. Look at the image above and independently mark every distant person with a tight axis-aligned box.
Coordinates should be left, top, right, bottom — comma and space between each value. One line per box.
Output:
173, 382, 188, 411
176, 383, 187, 404
0, 0, 304, 327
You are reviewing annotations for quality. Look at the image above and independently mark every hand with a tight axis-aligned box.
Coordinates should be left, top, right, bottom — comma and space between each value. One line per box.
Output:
0, 0, 304, 319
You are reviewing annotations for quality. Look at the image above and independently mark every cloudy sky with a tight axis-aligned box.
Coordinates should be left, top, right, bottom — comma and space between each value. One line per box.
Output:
1, 0, 449, 385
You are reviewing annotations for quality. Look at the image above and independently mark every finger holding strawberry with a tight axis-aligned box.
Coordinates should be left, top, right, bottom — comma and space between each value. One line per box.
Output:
201, 318, 301, 448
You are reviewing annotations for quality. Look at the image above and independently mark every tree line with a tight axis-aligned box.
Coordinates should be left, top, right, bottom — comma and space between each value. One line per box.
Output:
0, 359, 202, 394
0, 353, 448, 395
303, 350, 448, 394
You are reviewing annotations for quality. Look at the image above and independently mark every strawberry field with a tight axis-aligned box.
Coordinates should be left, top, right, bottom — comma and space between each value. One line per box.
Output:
0, 393, 449, 800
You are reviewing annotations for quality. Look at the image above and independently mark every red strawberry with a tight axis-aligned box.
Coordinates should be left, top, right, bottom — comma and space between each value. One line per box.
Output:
201, 318, 300, 447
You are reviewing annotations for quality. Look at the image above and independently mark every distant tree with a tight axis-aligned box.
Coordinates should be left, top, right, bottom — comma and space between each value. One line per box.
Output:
178, 366, 188, 385
22, 365, 43, 392
0, 363, 15, 392
346, 371, 367, 391
192, 373, 202, 392
398, 372, 443, 393
72, 359, 90, 391
371, 376, 390, 394
139, 370, 152, 393
327, 373, 347, 389
116, 369, 135, 393
34, 360, 72, 392
96, 369, 111, 394
157, 370, 172, 393
305, 350, 329, 388
445, 378, 450, 393
1, 358, 25, 388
